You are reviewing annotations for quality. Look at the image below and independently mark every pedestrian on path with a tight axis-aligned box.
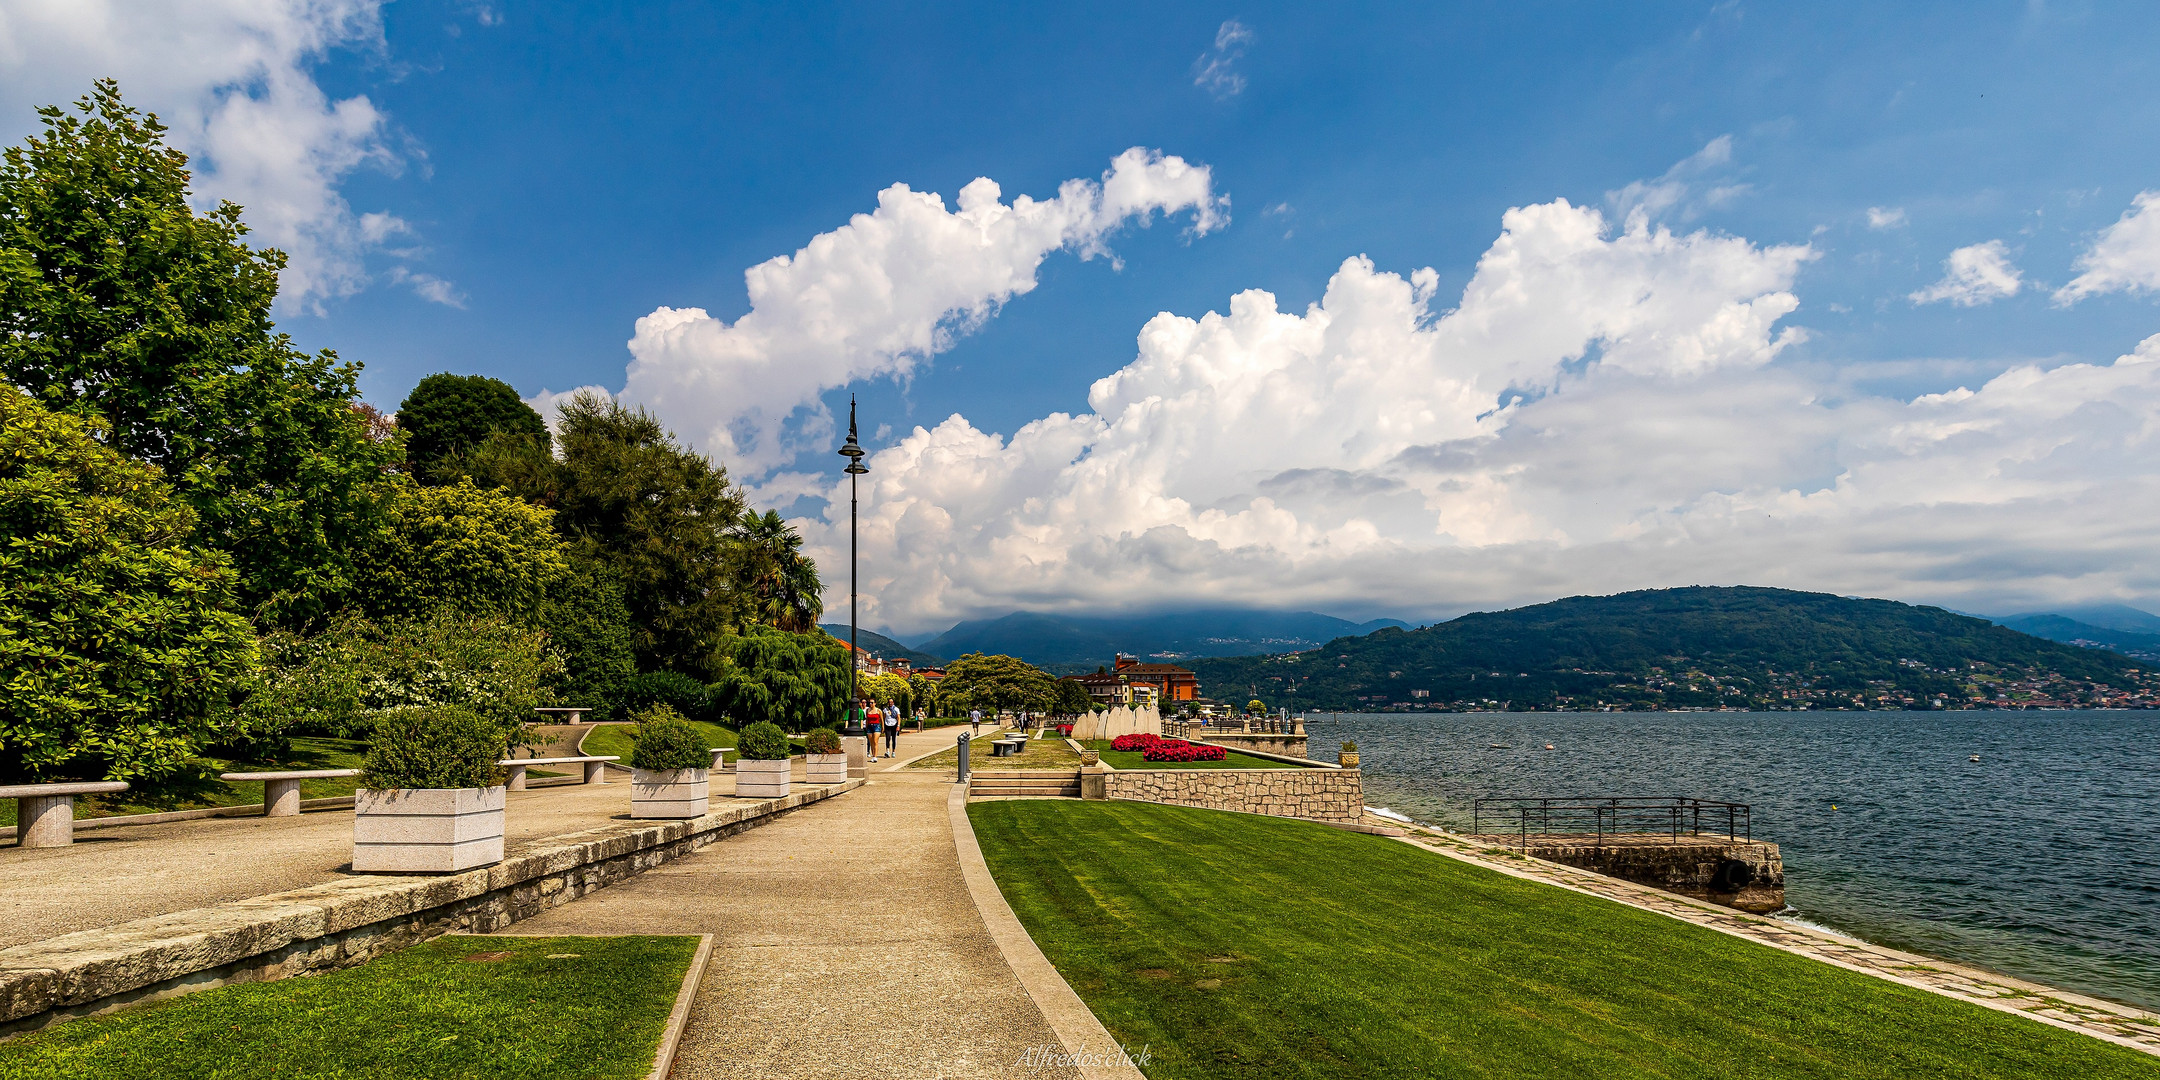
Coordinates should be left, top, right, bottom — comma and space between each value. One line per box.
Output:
864, 703, 881, 757
882, 709, 898, 757
969, 707, 982, 734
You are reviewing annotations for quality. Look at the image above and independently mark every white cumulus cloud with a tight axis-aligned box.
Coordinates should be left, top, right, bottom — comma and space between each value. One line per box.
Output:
1911, 240, 2022, 306
0, 0, 442, 310
2056, 190, 2160, 304
616, 148, 1225, 474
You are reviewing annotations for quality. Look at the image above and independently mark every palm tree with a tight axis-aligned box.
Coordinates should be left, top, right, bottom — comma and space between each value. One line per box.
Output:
732, 510, 824, 632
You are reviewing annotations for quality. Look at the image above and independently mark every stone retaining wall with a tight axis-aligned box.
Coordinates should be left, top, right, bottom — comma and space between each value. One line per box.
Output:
1104, 768, 1361, 822
1476, 835, 1786, 913
0, 780, 860, 1035
1196, 733, 1309, 760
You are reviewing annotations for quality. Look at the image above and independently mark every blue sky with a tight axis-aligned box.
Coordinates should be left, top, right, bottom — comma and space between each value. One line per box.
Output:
7, 2, 2160, 631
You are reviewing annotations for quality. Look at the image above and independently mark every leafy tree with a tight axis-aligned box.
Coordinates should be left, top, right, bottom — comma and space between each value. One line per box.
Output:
907, 673, 935, 717
1054, 677, 1094, 716
714, 628, 848, 731
0, 388, 259, 782
613, 671, 713, 726
351, 479, 569, 623
397, 373, 549, 483
242, 611, 560, 743
541, 557, 637, 715
0, 81, 400, 627
938, 653, 1059, 717
730, 509, 823, 632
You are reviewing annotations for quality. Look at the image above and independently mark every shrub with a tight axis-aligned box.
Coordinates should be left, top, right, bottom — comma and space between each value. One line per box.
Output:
713, 628, 847, 731
243, 611, 559, 745
614, 670, 712, 725
1110, 733, 1163, 752
803, 727, 842, 755
626, 705, 709, 771
360, 705, 509, 790
736, 720, 792, 761
1342, 740, 1358, 753
1141, 739, 1225, 763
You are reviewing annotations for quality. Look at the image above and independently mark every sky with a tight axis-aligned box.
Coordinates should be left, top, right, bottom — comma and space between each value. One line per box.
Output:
5, 1, 2160, 636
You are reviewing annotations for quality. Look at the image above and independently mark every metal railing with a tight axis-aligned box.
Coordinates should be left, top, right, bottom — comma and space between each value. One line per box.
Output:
1470, 796, 1751, 846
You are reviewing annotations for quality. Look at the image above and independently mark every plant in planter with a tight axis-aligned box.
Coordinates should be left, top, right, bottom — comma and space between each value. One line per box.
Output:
1339, 740, 1360, 769
733, 720, 794, 799
628, 705, 711, 818
353, 705, 509, 873
803, 726, 847, 784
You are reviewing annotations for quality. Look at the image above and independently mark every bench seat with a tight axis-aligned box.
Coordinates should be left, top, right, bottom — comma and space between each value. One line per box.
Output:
2, 781, 129, 848
218, 769, 360, 818
500, 755, 619, 789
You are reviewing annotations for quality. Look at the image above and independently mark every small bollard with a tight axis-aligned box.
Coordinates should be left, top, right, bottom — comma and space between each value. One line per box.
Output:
957, 733, 971, 784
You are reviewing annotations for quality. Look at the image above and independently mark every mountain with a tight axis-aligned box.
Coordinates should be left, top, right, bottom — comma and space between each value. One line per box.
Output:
818, 625, 947, 667
1187, 586, 2159, 712
1992, 612, 2160, 663
914, 609, 1410, 671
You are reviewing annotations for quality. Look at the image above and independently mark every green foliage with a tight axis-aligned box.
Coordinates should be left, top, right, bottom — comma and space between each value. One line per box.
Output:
861, 672, 910, 710
907, 673, 935, 716
613, 670, 712, 725
243, 612, 560, 742
1341, 740, 1358, 753
730, 509, 822, 632
624, 705, 709, 771
1189, 586, 2160, 711
1245, 698, 1266, 715
715, 628, 848, 731
0, 82, 402, 627
803, 727, 841, 755
396, 373, 548, 483
351, 479, 568, 623
540, 556, 637, 718
0, 388, 258, 783
1054, 678, 1094, 715
359, 705, 509, 790
938, 652, 1059, 716
735, 720, 791, 761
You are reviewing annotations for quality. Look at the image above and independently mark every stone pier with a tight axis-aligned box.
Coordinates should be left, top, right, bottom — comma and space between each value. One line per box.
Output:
1467, 833, 1785, 913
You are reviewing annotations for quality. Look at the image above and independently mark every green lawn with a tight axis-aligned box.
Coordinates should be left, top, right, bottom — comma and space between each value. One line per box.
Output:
971, 800, 2160, 1080
1079, 739, 1289, 770
0, 934, 698, 1080
578, 720, 739, 764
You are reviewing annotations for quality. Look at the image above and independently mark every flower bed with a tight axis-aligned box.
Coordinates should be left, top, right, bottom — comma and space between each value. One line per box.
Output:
1140, 739, 1225, 763
1110, 733, 1162, 752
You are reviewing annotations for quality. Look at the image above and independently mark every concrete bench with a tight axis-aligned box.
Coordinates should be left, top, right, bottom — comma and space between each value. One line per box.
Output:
991, 738, 1026, 757
218, 769, 359, 817
708, 747, 736, 770
533, 707, 594, 725
500, 756, 618, 789
0, 781, 129, 847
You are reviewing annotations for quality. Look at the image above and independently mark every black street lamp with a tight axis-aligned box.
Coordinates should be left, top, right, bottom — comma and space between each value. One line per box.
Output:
838, 397, 868, 732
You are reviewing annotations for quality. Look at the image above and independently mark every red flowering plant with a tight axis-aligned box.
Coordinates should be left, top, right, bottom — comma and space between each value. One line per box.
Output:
1109, 733, 1162, 752
1140, 739, 1226, 763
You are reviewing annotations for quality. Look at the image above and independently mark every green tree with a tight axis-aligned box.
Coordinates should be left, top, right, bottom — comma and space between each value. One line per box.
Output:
730, 509, 824, 633
938, 653, 1059, 717
907, 673, 935, 717
397, 373, 549, 483
1054, 677, 1094, 716
243, 611, 560, 744
714, 628, 848, 731
0, 388, 258, 782
0, 82, 400, 627
351, 479, 569, 623
541, 556, 637, 714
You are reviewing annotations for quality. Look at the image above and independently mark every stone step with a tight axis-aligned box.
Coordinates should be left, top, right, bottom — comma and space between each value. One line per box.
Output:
970, 782, 1080, 797
968, 770, 1081, 780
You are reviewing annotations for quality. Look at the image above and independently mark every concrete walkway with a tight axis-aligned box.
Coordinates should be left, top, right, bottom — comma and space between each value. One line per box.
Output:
511, 722, 1083, 1079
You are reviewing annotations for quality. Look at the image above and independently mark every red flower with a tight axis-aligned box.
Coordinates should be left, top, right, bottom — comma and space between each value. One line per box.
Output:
1140, 739, 1225, 763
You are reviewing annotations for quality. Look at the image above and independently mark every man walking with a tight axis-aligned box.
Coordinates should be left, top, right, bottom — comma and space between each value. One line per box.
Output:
969, 707, 982, 735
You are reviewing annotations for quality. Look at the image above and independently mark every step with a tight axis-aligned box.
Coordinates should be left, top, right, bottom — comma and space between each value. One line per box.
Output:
968, 770, 1081, 780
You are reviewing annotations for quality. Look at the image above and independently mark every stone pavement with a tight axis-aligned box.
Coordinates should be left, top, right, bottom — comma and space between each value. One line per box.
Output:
1401, 828, 2160, 1057
0, 767, 798, 950
510, 722, 1083, 1079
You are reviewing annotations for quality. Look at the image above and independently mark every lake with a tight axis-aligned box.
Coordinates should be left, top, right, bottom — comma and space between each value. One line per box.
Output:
1302, 710, 2160, 1011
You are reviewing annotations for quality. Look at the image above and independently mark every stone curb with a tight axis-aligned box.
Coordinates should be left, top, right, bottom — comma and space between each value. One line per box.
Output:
947, 783, 1146, 1080
647, 932, 713, 1080
0, 780, 861, 1034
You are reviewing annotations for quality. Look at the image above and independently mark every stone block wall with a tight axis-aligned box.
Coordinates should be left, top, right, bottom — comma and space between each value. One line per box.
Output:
1200, 733, 1309, 760
1104, 768, 1362, 822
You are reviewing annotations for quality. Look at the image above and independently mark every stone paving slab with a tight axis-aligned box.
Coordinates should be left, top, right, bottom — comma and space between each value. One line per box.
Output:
1401, 828, 2160, 1057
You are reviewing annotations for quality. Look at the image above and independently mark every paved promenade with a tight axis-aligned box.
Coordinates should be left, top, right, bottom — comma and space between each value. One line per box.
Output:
512, 723, 1082, 1079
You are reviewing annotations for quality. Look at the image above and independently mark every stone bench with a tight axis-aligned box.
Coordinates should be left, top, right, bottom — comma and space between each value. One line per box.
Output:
501, 756, 618, 789
533, 707, 595, 725
218, 769, 360, 817
708, 747, 736, 771
990, 738, 1027, 757
0, 781, 129, 848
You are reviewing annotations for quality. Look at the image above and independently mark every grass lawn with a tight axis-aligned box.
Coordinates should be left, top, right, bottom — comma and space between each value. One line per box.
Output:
0, 934, 698, 1080
971, 800, 2160, 1080
1079, 738, 1292, 771
904, 728, 1092, 771
578, 720, 739, 764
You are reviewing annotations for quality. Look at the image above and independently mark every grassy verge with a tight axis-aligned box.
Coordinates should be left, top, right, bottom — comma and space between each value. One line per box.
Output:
0, 934, 698, 1080
1078, 739, 1292, 771
904, 729, 1089, 771
578, 720, 739, 765
971, 800, 2160, 1080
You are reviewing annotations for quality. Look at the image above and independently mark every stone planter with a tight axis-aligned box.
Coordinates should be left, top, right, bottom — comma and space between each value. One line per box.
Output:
734, 757, 792, 799
805, 752, 848, 784
1338, 751, 1360, 768
352, 787, 505, 873
631, 767, 710, 818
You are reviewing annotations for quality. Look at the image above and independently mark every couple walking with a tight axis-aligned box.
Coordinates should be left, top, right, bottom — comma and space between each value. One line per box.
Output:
862, 702, 900, 759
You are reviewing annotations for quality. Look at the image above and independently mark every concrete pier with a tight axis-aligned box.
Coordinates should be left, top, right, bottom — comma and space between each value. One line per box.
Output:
1467, 833, 1785, 913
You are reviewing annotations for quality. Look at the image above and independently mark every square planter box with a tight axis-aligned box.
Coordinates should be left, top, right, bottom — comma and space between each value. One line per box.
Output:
632, 767, 710, 818
804, 752, 847, 784
734, 757, 792, 799
353, 787, 505, 873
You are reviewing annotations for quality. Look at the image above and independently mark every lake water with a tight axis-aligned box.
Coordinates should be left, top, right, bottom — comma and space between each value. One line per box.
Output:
1302, 710, 2160, 1011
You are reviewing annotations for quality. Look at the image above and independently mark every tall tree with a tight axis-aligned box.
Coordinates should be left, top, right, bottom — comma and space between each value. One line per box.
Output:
0, 81, 399, 626
396, 373, 549, 483
938, 653, 1060, 717
731, 509, 824, 633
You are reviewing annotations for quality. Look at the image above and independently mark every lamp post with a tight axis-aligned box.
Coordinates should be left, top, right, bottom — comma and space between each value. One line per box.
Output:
838, 397, 868, 730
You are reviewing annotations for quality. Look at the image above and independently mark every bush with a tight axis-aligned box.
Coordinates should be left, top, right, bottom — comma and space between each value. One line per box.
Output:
803, 727, 842, 755
615, 670, 713, 726
242, 611, 559, 745
713, 628, 847, 731
1342, 740, 1358, 753
1110, 733, 1163, 752
736, 721, 792, 761
360, 705, 509, 790
625, 705, 709, 771
1141, 739, 1225, 763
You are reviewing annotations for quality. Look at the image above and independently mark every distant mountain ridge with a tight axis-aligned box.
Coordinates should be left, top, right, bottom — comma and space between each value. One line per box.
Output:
914, 609, 1410, 672
818, 625, 947, 667
1992, 607, 2160, 663
1188, 586, 2158, 711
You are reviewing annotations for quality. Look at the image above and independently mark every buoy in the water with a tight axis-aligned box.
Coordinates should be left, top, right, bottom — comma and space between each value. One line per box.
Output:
1544, 743, 1555, 750
1970, 754, 1981, 762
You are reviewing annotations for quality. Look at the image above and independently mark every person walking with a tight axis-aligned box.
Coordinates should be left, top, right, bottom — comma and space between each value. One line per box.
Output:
865, 703, 882, 758
969, 707, 982, 734
882, 709, 899, 758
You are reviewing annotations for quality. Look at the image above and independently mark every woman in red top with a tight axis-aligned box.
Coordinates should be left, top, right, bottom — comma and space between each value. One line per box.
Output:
864, 703, 883, 757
